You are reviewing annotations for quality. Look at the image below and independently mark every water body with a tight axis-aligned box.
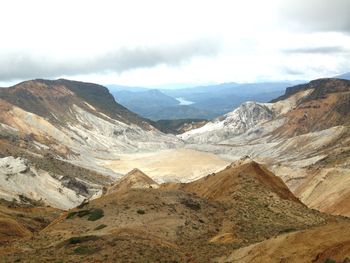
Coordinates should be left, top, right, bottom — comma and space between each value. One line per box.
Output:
176, 97, 194, 105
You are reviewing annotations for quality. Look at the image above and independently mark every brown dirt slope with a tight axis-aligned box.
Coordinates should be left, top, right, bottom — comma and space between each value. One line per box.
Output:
1, 161, 339, 262
273, 78, 350, 137
0, 78, 154, 129
218, 221, 350, 263
183, 158, 300, 203
0, 199, 61, 245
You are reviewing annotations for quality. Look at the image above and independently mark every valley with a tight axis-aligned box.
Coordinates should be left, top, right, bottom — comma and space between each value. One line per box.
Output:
0, 77, 349, 262
104, 148, 229, 183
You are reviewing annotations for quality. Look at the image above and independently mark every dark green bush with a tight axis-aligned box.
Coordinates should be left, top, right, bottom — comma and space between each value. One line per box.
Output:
67, 235, 99, 245
137, 209, 145, 214
87, 209, 104, 221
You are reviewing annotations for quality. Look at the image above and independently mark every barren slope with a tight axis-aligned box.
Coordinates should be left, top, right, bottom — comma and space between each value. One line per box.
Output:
219, 221, 350, 263
0, 161, 337, 262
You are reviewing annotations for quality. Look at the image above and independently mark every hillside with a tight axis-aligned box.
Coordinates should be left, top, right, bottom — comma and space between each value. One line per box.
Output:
0, 79, 180, 209
179, 78, 350, 217
105, 168, 159, 194
218, 222, 350, 263
1, 160, 340, 262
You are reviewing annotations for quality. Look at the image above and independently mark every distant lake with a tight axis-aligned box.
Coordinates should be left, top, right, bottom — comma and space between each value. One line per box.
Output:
176, 97, 194, 105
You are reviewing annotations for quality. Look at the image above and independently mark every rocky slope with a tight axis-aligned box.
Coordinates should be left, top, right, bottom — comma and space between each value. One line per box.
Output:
0, 79, 181, 208
179, 78, 350, 217
2, 160, 343, 262
179, 101, 277, 143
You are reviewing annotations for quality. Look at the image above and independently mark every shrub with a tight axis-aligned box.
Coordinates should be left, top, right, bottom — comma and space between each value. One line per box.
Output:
67, 209, 104, 221
66, 211, 78, 219
137, 209, 145, 215
181, 199, 201, 211
87, 209, 104, 221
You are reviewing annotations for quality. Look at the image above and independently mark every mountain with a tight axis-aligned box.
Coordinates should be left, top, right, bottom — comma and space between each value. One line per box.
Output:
111, 88, 216, 120
179, 101, 277, 143
2, 160, 341, 262
106, 81, 300, 121
112, 89, 179, 118
105, 168, 159, 194
106, 84, 149, 92
0, 79, 180, 208
162, 81, 302, 116
155, 119, 208, 134
335, 72, 350, 80
179, 78, 350, 217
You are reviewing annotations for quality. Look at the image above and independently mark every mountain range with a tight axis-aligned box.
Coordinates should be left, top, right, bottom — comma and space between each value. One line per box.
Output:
109, 81, 302, 120
0, 76, 350, 262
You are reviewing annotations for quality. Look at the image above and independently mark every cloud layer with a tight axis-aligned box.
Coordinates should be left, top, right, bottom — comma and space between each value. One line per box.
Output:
0, 39, 219, 81
282, 0, 350, 33
284, 46, 349, 55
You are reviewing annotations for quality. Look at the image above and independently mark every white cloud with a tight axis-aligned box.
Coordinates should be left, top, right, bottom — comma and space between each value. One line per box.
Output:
0, 0, 349, 87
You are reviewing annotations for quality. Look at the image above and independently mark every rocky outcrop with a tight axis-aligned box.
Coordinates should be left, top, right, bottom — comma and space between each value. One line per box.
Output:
179, 101, 276, 143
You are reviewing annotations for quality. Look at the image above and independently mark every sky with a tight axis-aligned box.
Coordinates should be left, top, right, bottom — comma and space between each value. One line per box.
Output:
0, 0, 350, 87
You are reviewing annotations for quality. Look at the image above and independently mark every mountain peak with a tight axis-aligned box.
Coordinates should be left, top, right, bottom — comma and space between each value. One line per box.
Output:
106, 168, 159, 194
184, 160, 300, 203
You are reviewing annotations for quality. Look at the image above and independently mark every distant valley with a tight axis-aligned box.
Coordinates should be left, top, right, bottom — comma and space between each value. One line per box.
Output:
108, 81, 302, 121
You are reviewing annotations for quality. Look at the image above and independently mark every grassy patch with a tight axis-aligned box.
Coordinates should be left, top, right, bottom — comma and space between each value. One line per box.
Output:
181, 199, 201, 211
67, 235, 99, 245
66, 209, 104, 221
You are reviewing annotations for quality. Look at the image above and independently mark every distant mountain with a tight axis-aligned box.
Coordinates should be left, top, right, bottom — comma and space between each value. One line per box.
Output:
112, 89, 179, 118
149, 105, 216, 120
106, 84, 149, 92
335, 72, 350, 80
107, 81, 301, 120
155, 119, 208, 134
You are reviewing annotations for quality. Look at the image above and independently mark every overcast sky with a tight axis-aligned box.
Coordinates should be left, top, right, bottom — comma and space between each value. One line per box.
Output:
0, 0, 350, 87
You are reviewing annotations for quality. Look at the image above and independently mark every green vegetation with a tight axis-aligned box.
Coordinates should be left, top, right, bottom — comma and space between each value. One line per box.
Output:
137, 209, 145, 215
88, 209, 104, 221
181, 199, 201, 211
67, 235, 99, 245
66, 208, 104, 221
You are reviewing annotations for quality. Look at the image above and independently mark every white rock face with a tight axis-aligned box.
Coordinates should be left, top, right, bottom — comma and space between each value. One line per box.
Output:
179, 102, 276, 143
0, 156, 85, 209
178, 89, 313, 145
0, 157, 28, 174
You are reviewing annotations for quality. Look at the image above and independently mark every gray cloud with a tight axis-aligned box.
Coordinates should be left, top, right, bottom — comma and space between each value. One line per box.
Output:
280, 67, 304, 76
0, 39, 220, 81
281, 0, 350, 33
283, 46, 349, 55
